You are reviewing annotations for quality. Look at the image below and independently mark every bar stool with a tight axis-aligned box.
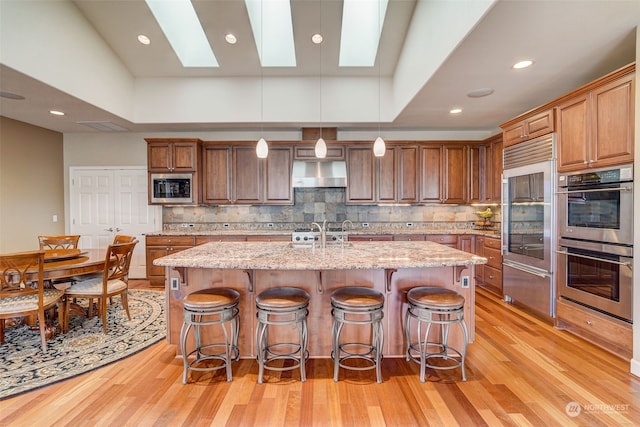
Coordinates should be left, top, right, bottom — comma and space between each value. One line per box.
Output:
255, 287, 310, 383
331, 286, 385, 383
180, 288, 240, 384
404, 286, 468, 382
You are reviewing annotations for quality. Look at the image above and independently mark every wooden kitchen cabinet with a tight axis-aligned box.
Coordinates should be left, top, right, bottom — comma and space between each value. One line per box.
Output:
502, 108, 554, 147
146, 236, 195, 287
418, 145, 443, 203
424, 234, 458, 248
346, 146, 375, 203
469, 144, 484, 203
556, 298, 632, 360
203, 144, 292, 205
377, 145, 419, 204
557, 66, 635, 172
202, 144, 232, 204
146, 138, 201, 172
473, 236, 485, 284
264, 147, 293, 204
443, 145, 468, 204
477, 236, 502, 296
485, 135, 503, 203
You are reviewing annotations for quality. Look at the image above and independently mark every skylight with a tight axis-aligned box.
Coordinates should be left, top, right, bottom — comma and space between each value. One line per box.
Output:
245, 0, 296, 67
145, 0, 218, 67
339, 0, 388, 67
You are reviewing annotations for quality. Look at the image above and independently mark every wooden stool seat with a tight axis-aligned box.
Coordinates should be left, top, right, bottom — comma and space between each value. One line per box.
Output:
184, 288, 240, 310
330, 287, 385, 311
407, 287, 465, 310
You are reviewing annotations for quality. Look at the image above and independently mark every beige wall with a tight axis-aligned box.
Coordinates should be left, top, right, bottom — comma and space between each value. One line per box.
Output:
0, 117, 64, 252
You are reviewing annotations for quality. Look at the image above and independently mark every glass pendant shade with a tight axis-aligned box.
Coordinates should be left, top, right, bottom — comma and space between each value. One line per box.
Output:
315, 137, 327, 158
373, 136, 386, 157
256, 137, 269, 158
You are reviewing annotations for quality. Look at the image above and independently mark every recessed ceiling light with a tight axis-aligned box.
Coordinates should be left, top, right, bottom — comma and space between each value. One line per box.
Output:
225, 33, 237, 44
137, 34, 151, 45
311, 33, 323, 44
49, 110, 65, 116
0, 91, 25, 100
467, 88, 494, 98
513, 60, 534, 69
449, 108, 462, 114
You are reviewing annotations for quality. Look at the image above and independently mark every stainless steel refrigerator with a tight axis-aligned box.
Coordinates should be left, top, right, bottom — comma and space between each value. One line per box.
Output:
501, 134, 556, 321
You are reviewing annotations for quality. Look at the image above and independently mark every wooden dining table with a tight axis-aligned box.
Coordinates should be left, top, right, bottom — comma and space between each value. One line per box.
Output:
38, 248, 107, 281
20, 248, 109, 337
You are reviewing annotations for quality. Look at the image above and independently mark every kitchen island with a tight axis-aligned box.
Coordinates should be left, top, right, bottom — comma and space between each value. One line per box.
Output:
154, 240, 486, 358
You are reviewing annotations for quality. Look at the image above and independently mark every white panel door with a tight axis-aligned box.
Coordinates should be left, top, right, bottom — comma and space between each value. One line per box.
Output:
70, 167, 161, 278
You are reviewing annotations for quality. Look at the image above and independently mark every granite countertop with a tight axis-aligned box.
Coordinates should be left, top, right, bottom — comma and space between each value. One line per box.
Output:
147, 228, 501, 238
153, 240, 487, 270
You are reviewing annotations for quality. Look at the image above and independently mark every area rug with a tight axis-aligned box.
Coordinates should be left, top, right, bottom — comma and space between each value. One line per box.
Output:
0, 289, 166, 400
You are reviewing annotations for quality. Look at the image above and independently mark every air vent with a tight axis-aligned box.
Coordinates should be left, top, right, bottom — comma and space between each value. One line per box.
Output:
77, 121, 129, 131
503, 135, 554, 169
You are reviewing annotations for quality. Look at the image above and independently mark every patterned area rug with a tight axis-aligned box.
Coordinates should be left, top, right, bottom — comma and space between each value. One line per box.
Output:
0, 289, 165, 400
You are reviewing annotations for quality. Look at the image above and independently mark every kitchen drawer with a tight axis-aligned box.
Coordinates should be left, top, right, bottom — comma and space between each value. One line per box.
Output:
480, 265, 502, 296
195, 236, 246, 244
425, 235, 458, 246
484, 237, 501, 250
483, 265, 502, 288
246, 235, 290, 242
393, 234, 425, 241
146, 236, 195, 246
556, 298, 632, 360
484, 246, 502, 269
349, 235, 393, 241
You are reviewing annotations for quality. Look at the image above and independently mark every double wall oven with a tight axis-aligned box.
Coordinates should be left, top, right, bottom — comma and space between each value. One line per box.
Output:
556, 165, 634, 323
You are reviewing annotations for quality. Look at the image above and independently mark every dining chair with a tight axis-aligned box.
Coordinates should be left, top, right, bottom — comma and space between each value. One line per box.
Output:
62, 241, 137, 333
113, 235, 136, 244
38, 235, 81, 250
0, 251, 65, 351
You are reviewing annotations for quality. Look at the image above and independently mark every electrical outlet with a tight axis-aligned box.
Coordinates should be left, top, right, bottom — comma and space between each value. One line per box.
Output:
406, 222, 413, 228
461, 275, 469, 288
170, 277, 179, 290
223, 223, 230, 228
362, 223, 369, 228
267, 223, 274, 228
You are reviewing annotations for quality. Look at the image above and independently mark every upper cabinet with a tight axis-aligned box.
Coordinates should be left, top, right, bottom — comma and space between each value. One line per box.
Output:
469, 134, 503, 204
418, 144, 468, 204
346, 146, 376, 203
502, 109, 554, 147
202, 143, 293, 205
378, 145, 419, 204
146, 138, 201, 172
557, 66, 635, 172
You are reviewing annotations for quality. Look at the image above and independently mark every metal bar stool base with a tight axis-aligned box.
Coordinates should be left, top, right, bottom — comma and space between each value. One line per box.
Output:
180, 288, 240, 384
331, 287, 385, 384
256, 287, 310, 384
404, 287, 468, 382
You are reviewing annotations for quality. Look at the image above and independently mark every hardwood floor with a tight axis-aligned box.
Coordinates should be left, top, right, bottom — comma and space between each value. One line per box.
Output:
1, 282, 639, 426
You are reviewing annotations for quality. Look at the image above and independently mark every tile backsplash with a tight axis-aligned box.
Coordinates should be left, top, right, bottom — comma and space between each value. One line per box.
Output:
163, 188, 501, 232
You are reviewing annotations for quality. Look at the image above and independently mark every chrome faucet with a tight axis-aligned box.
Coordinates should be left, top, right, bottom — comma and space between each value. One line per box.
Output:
311, 220, 326, 248
341, 219, 353, 247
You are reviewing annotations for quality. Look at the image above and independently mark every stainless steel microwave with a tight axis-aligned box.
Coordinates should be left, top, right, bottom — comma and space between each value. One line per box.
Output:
151, 173, 193, 204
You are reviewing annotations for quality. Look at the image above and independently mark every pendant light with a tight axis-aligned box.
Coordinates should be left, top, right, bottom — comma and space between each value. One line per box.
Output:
373, 0, 385, 157
256, 2, 268, 158
314, 2, 327, 159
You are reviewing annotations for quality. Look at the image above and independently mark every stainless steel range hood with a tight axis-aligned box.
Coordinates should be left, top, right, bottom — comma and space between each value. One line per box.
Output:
291, 160, 347, 188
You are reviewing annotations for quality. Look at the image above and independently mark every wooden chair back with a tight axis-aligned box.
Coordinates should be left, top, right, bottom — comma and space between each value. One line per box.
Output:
38, 235, 81, 250
102, 241, 138, 287
0, 251, 56, 351
113, 235, 136, 244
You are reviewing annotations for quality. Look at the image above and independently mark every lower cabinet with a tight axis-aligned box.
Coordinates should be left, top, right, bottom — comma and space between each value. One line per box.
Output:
556, 298, 632, 360
475, 236, 503, 296
146, 236, 195, 287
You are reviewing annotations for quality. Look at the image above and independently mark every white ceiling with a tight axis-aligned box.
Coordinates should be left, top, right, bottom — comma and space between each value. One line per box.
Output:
0, 0, 638, 138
